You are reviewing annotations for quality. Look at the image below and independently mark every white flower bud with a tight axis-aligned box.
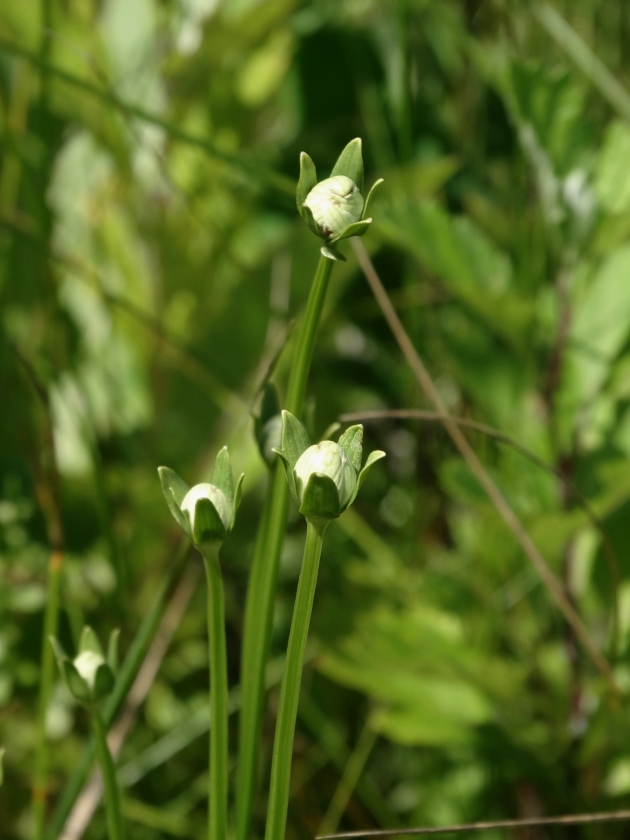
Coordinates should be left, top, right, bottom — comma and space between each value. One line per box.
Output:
74, 650, 106, 692
303, 176, 364, 240
181, 483, 232, 533
294, 441, 356, 508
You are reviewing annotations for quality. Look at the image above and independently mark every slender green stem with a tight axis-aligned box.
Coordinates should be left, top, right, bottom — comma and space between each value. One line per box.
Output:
236, 255, 333, 840
44, 540, 189, 840
91, 710, 125, 840
32, 549, 63, 839
235, 483, 272, 840
201, 544, 229, 840
264, 519, 327, 840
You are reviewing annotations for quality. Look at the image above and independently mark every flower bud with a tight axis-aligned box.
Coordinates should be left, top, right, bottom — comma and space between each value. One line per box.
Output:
158, 448, 244, 547
273, 411, 386, 521
50, 626, 118, 706
181, 483, 232, 537
74, 650, 106, 692
294, 441, 356, 508
303, 176, 364, 241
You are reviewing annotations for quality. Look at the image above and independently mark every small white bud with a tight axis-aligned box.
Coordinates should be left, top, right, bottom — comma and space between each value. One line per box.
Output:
181, 483, 232, 533
294, 441, 356, 508
303, 176, 364, 240
74, 651, 105, 692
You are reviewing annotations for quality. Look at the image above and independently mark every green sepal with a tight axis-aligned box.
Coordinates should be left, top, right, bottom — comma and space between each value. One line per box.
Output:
331, 138, 364, 191
189, 496, 227, 544
320, 244, 346, 262
79, 626, 103, 657
296, 152, 318, 211
93, 662, 115, 701
63, 660, 92, 704
300, 202, 321, 237
363, 178, 383, 219
299, 473, 341, 520
232, 473, 245, 528
279, 410, 311, 469
330, 219, 372, 244
107, 629, 120, 673
348, 449, 386, 507
272, 448, 299, 504
212, 446, 234, 501
338, 425, 364, 472
158, 466, 191, 539
255, 383, 282, 468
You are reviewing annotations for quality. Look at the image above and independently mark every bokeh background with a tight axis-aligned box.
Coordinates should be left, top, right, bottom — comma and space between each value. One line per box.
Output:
2, 0, 630, 838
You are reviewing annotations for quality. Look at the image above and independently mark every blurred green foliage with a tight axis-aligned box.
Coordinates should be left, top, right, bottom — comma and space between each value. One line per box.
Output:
2, 0, 630, 838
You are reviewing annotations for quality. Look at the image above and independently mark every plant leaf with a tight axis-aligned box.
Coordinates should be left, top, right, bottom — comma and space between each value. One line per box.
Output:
348, 450, 386, 507
338, 425, 364, 472
331, 138, 364, 190
212, 446, 234, 500
158, 467, 191, 538
300, 473, 341, 520
320, 244, 346, 262
363, 178, 384, 219
330, 219, 372, 243
79, 626, 103, 657
280, 410, 311, 469
296, 151, 318, 211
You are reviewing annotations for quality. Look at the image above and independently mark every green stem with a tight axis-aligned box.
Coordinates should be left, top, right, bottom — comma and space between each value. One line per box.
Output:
44, 541, 189, 840
235, 483, 272, 840
201, 544, 229, 840
32, 549, 63, 839
91, 710, 125, 840
236, 255, 333, 840
264, 519, 327, 840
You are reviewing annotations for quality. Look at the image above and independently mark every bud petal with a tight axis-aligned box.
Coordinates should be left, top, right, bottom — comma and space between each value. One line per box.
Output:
74, 650, 106, 693
181, 483, 231, 542
303, 176, 364, 241
294, 441, 356, 510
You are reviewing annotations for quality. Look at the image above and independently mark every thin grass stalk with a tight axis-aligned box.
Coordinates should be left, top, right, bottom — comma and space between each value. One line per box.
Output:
32, 549, 63, 839
236, 255, 333, 840
201, 544, 229, 840
90, 711, 125, 840
264, 519, 327, 840
351, 237, 618, 692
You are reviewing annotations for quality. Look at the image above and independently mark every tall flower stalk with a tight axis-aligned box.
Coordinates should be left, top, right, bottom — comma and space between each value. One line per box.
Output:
264, 412, 385, 840
236, 139, 382, 840
158, 448, 243, 840
51, 627, 123, 840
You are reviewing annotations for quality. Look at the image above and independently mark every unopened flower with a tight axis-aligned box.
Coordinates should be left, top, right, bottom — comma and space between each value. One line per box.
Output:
158, 447, 243, 545
296, 138, 383, 262
51, 626, 118, 706
273, 410, 385, 521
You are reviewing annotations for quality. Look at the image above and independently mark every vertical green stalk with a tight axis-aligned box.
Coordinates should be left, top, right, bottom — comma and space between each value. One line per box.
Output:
32, 549, 63, 839
264, 519, 327, 840
90, 710, 125, 840
236, 255, 333, 840
201, 544, 229, 840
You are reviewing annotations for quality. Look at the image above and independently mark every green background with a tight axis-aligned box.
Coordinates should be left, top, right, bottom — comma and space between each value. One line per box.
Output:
2, 0, 630, 837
